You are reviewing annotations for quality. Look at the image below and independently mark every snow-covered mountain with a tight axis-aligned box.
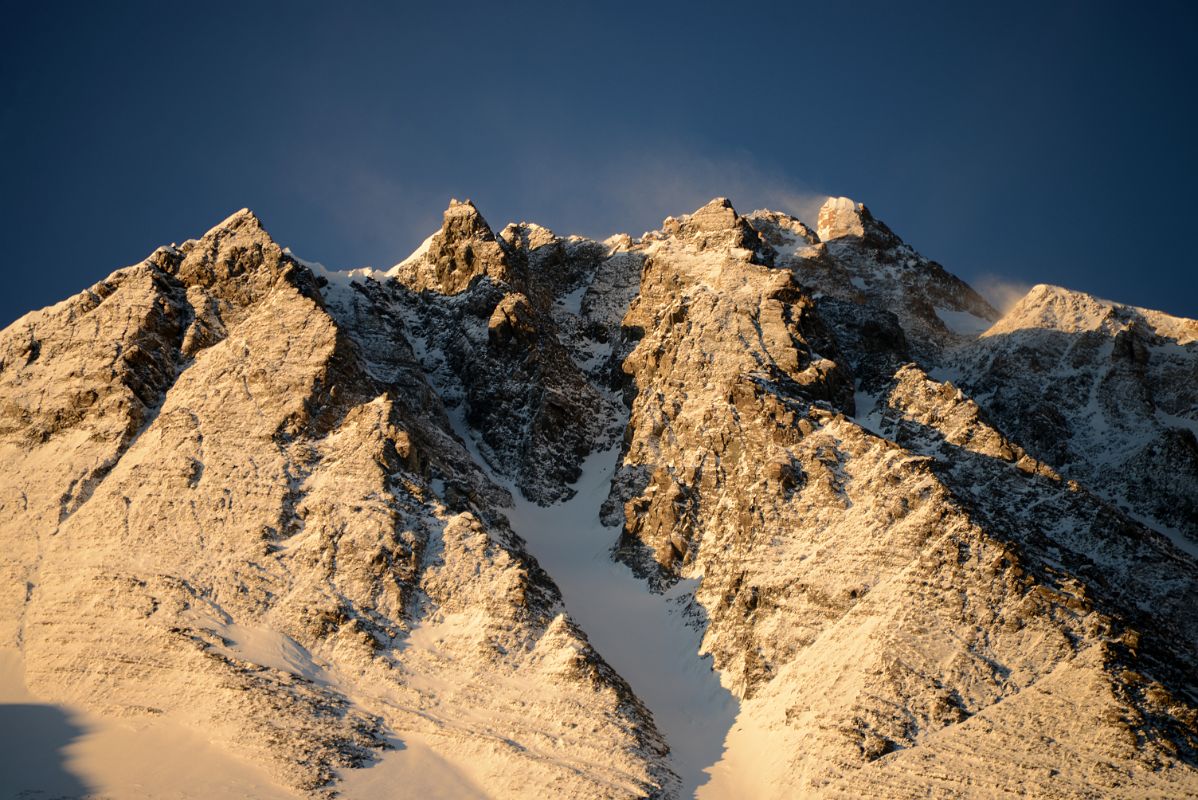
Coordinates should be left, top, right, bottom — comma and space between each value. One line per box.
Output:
1, 196, 1195, 799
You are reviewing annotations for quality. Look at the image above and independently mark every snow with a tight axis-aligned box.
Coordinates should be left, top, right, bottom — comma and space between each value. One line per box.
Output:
443, 397, 740, 797
0, 649, 294, 799
409, 318, 739, 795
985, 283, 1198, 344
445, 403, 487, 465
7, 197, 1197, 799
852, 388, 887, 436
504, 447, 739, 797
424, 325, 692, 799
338, 732, 489, 799
1158, 409, 1198, 440
984, 284, 1113, 336
925, 364, 964, 386
386, 233, 437, 277
574, 336, 612, 372
935, 307, 992, 337
213, 620, 329, 681
287, 251, 387, 285
285, 249, 389, 315
767, 229, 817, 259
557, 284, 587, 316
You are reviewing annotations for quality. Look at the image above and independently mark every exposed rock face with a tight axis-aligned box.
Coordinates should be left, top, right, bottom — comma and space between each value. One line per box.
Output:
661, 197, 771, 258
753, 196, 1000, 364
389, 199, 513, 294
2, 196, 1196, 799
607, 206, 854, 584
816, 196, 869, 241
378, 219, 626, 505
594, 201, 1198, 798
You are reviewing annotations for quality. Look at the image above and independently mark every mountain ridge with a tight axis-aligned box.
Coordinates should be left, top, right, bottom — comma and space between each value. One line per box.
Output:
1, 195, 1195, 799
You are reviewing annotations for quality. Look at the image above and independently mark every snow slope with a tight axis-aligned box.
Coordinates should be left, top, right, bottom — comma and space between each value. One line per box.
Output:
0, 649, 294, 799
504, 446, 739, 796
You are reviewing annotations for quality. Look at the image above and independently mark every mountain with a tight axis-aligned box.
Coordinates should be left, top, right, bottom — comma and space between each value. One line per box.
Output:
1, 196, 1195, 799
942, 284, 1198, 538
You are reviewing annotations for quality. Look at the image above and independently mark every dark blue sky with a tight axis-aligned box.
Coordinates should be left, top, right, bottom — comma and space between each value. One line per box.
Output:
3, 1, 1195, 326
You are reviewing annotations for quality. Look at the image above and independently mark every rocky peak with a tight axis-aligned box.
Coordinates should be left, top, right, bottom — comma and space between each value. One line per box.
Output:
816, 196, 900, 248
947, 279, 1198, 545
684, 197, 739, 231
194, 208, 272, 255
660, 197, 769, 257
161, 209, 322, 356
984, 284, 1107, 336
745, 209, 820, 247
172, 208, 286, 287
496, 222, 608, 309
816, 196, 863, 240
3, 194, 1197, 800
487, 291, 537, 347
500, 221, 559, 252
390, 198, 513, 294
442, 197, 497, 241
213, 206, 266, 234
764, 198, 996, 363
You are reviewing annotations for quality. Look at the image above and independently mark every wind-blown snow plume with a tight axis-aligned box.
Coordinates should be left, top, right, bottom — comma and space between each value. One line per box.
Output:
972, 273, 1035, 313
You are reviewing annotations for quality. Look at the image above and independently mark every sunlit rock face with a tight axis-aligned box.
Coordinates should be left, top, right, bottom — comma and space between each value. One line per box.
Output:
388, 198, 514, 295
1, 196, 1196, 799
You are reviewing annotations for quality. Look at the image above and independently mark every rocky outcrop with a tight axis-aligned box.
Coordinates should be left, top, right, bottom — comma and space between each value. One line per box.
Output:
659, 197, 772, 260
379, 212, 626, 504
388, 199, 513, 294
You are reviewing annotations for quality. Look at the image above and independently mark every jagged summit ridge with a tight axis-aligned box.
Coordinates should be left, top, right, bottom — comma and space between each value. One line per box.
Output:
947, 278, 1198, 549
387, 197, 512, 294
214, 206, 263, 229
815, 195, 900, 247
1, 195, 1196, 799
987, 281, 1198, 342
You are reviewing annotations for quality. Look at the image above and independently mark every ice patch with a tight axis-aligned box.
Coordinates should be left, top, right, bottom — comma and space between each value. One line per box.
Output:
285, 249, 387, 313
769, 229, 817, 259
386, 233, 437, 277
214, 622, 329, 681
1158, 409, 1198, 440
1121, 511, 1198, 560
338, 732, 488, 799
926, 364, 965, 386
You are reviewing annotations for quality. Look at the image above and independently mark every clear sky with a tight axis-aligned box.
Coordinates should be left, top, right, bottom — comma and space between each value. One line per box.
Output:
2, 1, 1195, 326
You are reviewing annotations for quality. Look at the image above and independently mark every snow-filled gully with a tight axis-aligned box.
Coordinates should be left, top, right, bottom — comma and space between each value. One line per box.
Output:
506, 447, 739, 797
452, 412, 740, 797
